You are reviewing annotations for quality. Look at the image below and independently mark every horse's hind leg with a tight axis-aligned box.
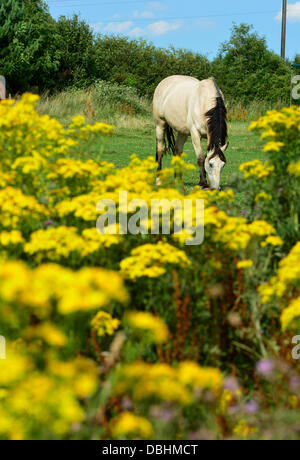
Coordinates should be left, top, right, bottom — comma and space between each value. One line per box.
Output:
174, 133, 188, 180
174, 133, 188, 157
155, 121, 166, 171
190, 127, 208, 189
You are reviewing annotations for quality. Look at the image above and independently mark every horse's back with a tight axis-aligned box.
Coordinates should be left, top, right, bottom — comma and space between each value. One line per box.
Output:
153, 75, 200, 110
153, 75, 214, 133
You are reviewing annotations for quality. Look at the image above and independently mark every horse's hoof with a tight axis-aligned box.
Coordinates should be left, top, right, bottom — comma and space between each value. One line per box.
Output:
199, 185, 209, 190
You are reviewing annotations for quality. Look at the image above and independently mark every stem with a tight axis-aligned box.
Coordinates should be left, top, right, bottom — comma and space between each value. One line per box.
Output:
251, 295, 268, 357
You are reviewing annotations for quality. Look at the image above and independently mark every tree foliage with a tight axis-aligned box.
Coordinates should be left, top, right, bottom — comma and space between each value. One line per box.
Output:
93, 36, 211, 97
55, 15, 97, 90
0, 1, 61, 93
212, 24, 290, 103
0, 6, 292, 104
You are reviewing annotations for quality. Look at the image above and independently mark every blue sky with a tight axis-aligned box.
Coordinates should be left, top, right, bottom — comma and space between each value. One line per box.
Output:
47, 0, 299, 60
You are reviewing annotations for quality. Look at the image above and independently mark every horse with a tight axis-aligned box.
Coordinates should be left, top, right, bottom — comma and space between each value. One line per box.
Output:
153, 75, 229, 190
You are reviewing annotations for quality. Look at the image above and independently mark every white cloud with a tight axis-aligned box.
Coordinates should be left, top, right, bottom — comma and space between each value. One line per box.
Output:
99, 19, 181, 38
91, 22, 103, 33
130, 27, 146, 37
133, 10, 155, 19
147, 20, 181, 35
100, 1, 179, 38
103, 21, 133, 33
275, 1, 300, 22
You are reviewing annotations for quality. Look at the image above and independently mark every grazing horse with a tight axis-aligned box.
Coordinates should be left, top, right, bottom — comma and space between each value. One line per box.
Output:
153, 75, 229, 190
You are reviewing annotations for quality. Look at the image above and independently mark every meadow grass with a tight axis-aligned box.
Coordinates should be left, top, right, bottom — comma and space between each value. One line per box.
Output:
100, 121, 265, 190
38, 86, 267, 191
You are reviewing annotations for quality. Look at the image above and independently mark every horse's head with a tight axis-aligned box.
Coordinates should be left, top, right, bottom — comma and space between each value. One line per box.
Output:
205, 142, 229, 190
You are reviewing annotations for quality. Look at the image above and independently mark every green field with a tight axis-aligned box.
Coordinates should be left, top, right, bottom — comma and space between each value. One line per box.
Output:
38, 88, 266, 190
101, 121, 265, 189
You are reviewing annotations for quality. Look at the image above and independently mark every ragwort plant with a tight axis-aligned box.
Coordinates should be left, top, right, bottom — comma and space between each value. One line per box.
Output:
0, 95, 300, 440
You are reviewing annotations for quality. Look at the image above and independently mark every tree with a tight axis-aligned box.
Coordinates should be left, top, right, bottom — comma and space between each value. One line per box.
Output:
94, 35, 211, 97
212, 23, 290, 103
0, 0, 61, 93
55, 15, 97, 89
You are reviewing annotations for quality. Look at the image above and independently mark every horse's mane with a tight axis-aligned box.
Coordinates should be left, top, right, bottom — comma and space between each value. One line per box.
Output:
206, 89, 228, 161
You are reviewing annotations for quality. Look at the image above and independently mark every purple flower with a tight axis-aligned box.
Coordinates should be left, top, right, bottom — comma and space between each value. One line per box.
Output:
150, 405, 175, 422
289, 376, 300, 391
256, 359, 274, 377
44, 219, 54, 228
241, 210, 246, 216
245, 400, 259, 414
187, 431, 200, 441
223, 376, 240, 393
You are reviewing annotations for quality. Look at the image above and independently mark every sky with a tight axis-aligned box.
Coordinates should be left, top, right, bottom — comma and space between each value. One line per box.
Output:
47, 0, 300, 60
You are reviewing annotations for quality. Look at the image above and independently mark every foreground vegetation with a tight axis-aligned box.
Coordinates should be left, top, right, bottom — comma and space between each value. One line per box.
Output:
0, 94, 300, 440
1, 0, 298, 105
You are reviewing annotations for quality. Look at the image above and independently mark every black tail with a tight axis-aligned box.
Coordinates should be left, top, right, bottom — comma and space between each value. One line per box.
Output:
165, 123, 176, 155
206, 96, 228, 157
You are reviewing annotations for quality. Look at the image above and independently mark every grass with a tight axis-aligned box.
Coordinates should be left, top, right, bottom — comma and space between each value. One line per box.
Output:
38, 85, 267, 191
100, 121, 265, 190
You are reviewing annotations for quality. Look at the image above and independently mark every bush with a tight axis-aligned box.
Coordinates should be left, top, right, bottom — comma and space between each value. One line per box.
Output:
232, 106, 300, 247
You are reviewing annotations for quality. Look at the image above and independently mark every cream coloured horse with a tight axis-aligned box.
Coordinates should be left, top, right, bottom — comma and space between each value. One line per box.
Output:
153, 75, 229, 190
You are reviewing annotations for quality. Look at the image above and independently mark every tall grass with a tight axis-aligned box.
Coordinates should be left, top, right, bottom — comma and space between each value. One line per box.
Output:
38, 81, 152, 130
227, 99, 288, 122
38, 81, 288, 129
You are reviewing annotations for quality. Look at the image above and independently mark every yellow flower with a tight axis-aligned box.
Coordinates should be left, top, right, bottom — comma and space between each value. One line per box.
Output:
0, 261, 128, 315
218, 389, 234, 415
255, 192, 272, 202
263, 141, 284, 152
91, 311, 120, 337
0, 187, 49, 229
115, 361, 222, 406
288, 160, 300, 176
259, 242, 300, 304
24, 322, 67, 347
125, 311, 169, 343
237, 260, 254, 269
261, 236, 284, 247
0, 347, 31, 386
239, 160, 274, 179
177, 362, 223, 394
24, 226, 86, 262
113, 412, 154, 439
233, 419, 257, 439
0, 230, 24, 247
120, 242, 191, 281
247, 220, 276, 237
280, 297, 300, 332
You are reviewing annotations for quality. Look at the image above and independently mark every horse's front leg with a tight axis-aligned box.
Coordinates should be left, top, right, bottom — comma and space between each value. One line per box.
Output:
190, 127, 208, 189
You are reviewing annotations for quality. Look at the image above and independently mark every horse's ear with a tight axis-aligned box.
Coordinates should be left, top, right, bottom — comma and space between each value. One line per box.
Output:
221, 142, 229, 153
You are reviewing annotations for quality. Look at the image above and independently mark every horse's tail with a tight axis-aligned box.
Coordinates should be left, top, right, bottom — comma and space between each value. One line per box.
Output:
165, 123, 176, 155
